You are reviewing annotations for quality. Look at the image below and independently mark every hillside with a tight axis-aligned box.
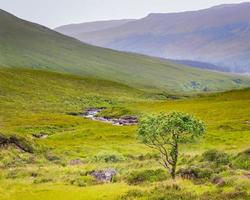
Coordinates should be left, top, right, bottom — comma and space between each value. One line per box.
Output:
55, 19, 135, 36
0, 9, 250, 93
60, 2, 250, 73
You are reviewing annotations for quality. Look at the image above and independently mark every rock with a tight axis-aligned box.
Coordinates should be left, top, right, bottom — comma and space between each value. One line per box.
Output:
212, 177, 226, 186
90, 169, 117, 182
69, 159, 83, 166
32, 133, 48, 139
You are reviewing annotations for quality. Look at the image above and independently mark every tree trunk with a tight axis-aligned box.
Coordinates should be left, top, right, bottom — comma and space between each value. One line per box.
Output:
171, 163, 176, 180
170, 140, 178, 180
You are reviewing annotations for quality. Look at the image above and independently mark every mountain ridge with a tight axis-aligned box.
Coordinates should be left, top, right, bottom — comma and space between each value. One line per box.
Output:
56, 2, 250, 73
55, 19, 135, 36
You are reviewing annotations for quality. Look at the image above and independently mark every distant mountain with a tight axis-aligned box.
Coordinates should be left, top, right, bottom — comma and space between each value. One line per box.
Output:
171, 60, 230, 72
57, 2, 250, 73
0, 9, 249, 93
55, 19, 135, 36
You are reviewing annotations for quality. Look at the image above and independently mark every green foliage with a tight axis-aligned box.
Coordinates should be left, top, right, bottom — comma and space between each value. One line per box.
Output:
92, 151, 125, 163
200, 190, 249, 200
202, 149, 230, 165
138, 112, 205, 179
178, 167, 213, 180
0, 134, 35, 153
120, 189, 144, 200
232, 148, 250, 170
33, 178, 53, 184
122, 185, 195, 200
138, 112, 205, 145
70, 176, 95, 187
126, 169, 168, 185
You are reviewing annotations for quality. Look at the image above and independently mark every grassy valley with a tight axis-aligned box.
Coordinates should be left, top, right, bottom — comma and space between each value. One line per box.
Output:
0, 9, 250, 93
0, 7, 250, 200
0, 68, 249, 200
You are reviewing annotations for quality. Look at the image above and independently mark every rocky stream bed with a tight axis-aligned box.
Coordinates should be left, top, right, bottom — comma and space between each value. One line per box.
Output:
80, 108, 138, 126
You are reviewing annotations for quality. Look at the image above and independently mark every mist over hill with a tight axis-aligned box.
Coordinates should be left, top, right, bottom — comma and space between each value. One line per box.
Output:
0, 9, 249, 93
55, 19, 135, 36
56, 2, 250, 73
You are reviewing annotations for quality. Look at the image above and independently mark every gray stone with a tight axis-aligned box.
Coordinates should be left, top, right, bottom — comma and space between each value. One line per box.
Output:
90, 169, 117, 182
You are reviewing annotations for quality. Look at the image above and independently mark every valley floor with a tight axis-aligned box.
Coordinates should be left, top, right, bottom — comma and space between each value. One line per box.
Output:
0, 68, 249, 200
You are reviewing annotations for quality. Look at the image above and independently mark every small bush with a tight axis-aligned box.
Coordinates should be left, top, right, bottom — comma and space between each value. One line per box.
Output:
120, 189, 144, 200
92, 150, 125, 163
122, 185, 195, 200
202, 149, 230, 165
33, 178, 53, 184
70, 176, 95, 187
0, 134, 34, 153
200, 190, 249, 200
149, 188, 195, 200
178, 167, 213, 180
126, 169, 168, 185
45, 152, 60, 162
232, 148, 250, 170
125, 152, 160, 161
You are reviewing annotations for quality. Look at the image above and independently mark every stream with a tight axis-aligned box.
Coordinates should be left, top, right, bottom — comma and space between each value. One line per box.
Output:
80, 108, 138, 126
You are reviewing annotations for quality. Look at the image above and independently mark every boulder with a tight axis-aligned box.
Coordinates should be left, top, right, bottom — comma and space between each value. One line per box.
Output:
32, 133, 48, 139
90, 169, 117, 182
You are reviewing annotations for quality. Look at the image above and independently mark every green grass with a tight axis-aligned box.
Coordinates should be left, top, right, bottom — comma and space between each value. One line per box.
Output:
1, 9, 250, 93
0, 68, 249, 200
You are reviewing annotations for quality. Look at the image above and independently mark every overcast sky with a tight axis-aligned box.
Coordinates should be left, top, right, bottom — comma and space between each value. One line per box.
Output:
0, 0, 248, 28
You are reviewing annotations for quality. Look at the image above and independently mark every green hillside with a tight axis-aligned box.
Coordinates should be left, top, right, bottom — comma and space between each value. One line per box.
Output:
0, 9, 249, 93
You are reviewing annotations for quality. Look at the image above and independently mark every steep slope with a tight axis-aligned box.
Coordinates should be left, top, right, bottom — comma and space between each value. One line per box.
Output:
0, 9, 249, 93
63, 2, 250, 73
55, 19, 135, 36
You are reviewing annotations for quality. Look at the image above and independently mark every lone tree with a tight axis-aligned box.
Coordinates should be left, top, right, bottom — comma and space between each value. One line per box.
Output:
138, 111, 205, 179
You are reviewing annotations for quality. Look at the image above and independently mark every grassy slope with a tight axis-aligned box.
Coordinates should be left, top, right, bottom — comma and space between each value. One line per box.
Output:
0, 68, 249, 200
1, 68, 249, 153
0, 10, 250, 93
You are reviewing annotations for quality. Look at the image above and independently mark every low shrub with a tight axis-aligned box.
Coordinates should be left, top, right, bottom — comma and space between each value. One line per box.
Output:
33, 178, 53, 184
178, 167, 213, 180
0, 134, 34, 153
70, 176, 95, 187
126, 169, 168, 185
45, 152, 60, 162
126, 152, 160, 161
92, 150, 125, 163
200, 190, 249, 200
202, 149, 230, 165
120, 189, 144, 200
232, 148, 250, 170
121, 185, 195, 200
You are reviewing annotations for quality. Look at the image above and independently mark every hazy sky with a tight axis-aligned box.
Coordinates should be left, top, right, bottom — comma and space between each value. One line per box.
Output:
0, 0, 248, 28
